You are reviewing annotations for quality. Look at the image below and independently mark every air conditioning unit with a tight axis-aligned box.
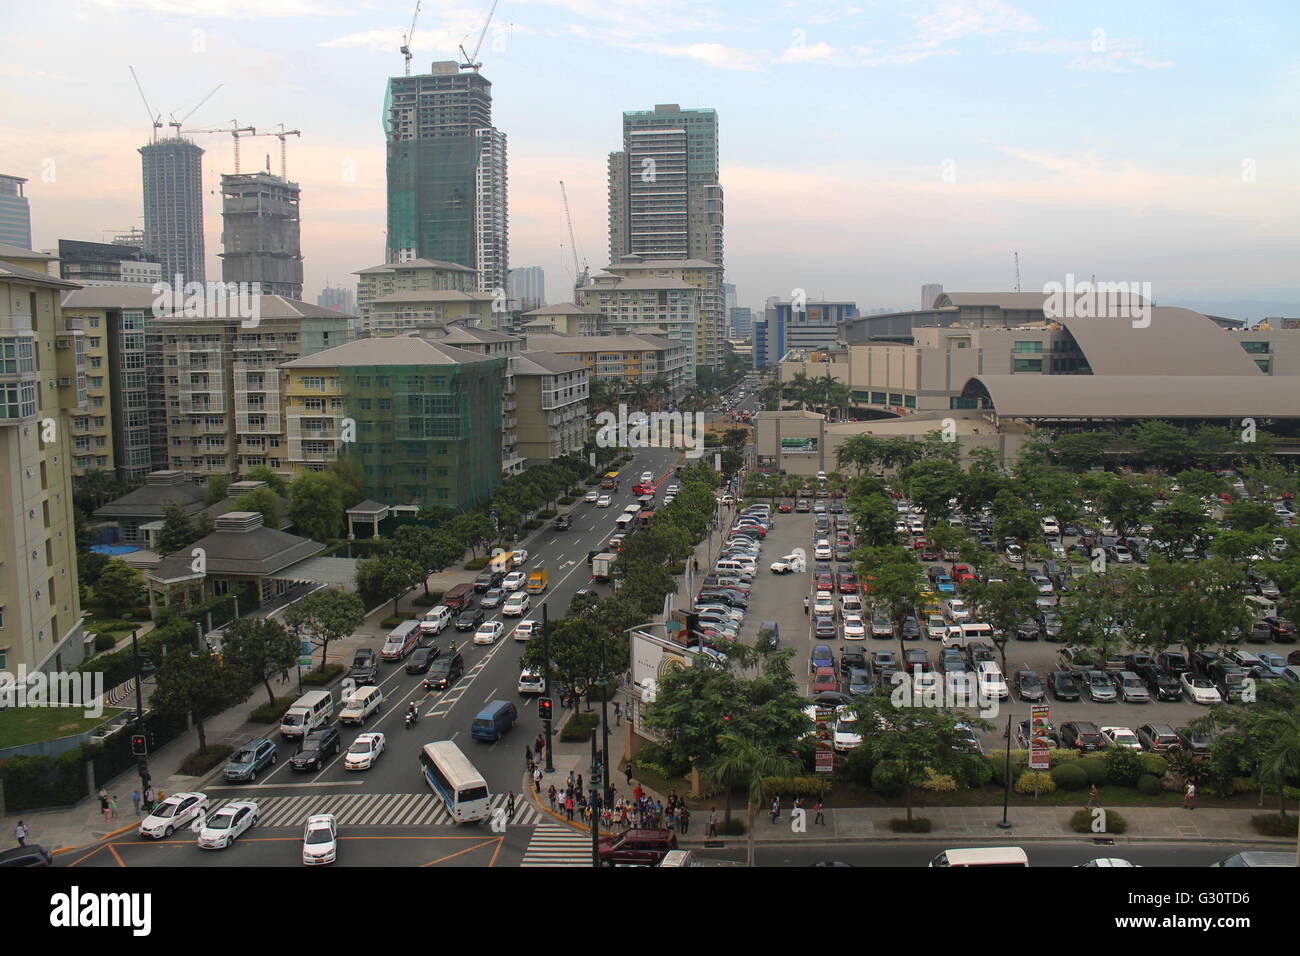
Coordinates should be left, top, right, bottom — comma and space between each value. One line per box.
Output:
57, 377, 73, 387
57, 338, 72, 349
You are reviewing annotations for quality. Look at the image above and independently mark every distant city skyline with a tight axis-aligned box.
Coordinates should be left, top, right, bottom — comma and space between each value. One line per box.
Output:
5, 1, 1299, 322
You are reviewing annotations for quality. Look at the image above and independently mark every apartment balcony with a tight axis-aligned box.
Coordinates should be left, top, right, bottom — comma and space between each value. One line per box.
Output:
291, 450, 334, 462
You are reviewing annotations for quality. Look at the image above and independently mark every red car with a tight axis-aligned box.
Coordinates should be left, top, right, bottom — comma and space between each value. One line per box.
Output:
812, 667, 839, 694
952, 565, 976, 584
912, 538, 929, 550
632, 483, 653, 496
919, 549, 940, 561
816, 573, 834, 592
777, 498, 794, 513
839, 572, 858, 594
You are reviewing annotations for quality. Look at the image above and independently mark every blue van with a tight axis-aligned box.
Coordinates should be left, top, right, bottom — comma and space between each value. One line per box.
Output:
471, 700, 518, 742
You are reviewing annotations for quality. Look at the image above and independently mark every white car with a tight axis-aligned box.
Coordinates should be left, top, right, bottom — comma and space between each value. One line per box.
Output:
1041, 517, 1060, 535
814, 539, 833, 560
976, 662, 1009, 700
770, 553, 806, 574
842, 614, 866, 639
1101, 727, 1141, 750
833, 717, 862, 753
196, 800, 258, 850
139, 792, 208, 839
518, 668, 545, 695
344, 732, 386, 770
512, 549, 529, 567
623, 504, 641, 516
841, 593, 863, 614
945, 598, 970, 623
502, 591, 531, 617
501, 571, 527, 592
666, 484, 679, 495
596, 495, 612, 508
475, 620, 504, 644
514, 619, 536, 641
302, 813, 337, 865
641, 472, 654, 483
584, 490, 599, 503
718, 494, 736, 505
1182, 673, 1222, 705
813, 595, 836, 617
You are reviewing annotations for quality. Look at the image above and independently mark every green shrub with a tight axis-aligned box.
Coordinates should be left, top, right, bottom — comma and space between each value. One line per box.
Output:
302, 663, 343, 686
410, 592, 444, 607
668, 562, 686, 575
1015, 771, 1056, 795
1137, 774, 1162, 796
178, 745, 233, 776
921, 767, 958, 792
889, 817, 932, 832
1250, 814, 1299, 837
761, 776, 832, 797
93, 633, 118, 652
1076, 756, 1109, 786
1105, 748, 1147, 787
559, 711, 600, 742
584, 477, 601, 486
523, 519, 542, 531
1051, 763, 1089, 791
464, 557, 488, 570
248, 697, 295, 723
537, 509, 557, 519
871, 760, 906, 796
955, 752, 994, 788
558, 497, 576, 505
1070, 808, 1127, 834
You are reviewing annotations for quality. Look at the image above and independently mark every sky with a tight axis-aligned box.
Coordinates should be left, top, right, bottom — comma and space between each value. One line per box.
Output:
2, 0, 1299, 319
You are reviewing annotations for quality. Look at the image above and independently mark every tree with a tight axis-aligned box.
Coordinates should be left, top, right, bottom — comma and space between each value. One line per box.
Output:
1049, 431, 1112, 471
520, 616, 630, 709
857, 545, 926, 659
233, 487, 283, 528
282, 588, 366, 668
1147, 495, 1213, 559
94, 559, 145, 618
205, 474, 231, 506
77, 549, 110, 595
1126, 420, 1199, 473
991, 491, 1040, 550
150, 649, 245, 755
354, 553, 422, 615
1127, 557, 1254, 661
391, 526, 463, 597
702, 730, 800, 867
1097, 477, 1155, 540
221, 617, 297, 705
287, 472, 343, 542
1255, 711, 1300, 819
326, 454, 367, 510
851, 494, 898, 548
852, 696, 971, 823
156, 502, 200, 557
1175, 468, 1228, 500
904, 460, 963, 522
963, 575, 1039, 672
1224, 500, 1279, 533
448, 513, 494, 556
241, 465, 288, 496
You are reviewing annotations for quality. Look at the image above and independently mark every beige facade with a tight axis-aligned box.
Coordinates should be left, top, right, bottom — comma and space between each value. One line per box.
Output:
0, 244, 87, 673
576, 272, 700, 382
524, 332, 690, 395
520, 303, 600, 336
1223, 325, 1300, 377
600, 255, 724, 369
354, 259, 477, 332
513, 352, 589, 463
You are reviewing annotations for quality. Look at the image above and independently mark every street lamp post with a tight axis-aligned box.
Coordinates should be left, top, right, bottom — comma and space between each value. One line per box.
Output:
542, 603, 554, 773
998, 710, 1013, 829
131, 629, 150, 798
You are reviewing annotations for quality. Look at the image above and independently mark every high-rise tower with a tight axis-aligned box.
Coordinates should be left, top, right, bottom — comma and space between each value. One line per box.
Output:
140, 138, 206, 286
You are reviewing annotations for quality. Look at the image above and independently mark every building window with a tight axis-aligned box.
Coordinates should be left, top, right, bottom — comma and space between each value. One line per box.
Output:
1255, 358, 1271, 373
1012, 341, 1044, 353
888, 393, 903, 406
1240, 341, 1270, 354
1012, 358, 1044, 372
871, 392, 886, 405
904, 395, 916, 409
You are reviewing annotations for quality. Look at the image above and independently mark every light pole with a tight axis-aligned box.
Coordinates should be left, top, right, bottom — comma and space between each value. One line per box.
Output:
131, 629, 150, 799
998, 710, 1013, 829
542, 602, 554, 773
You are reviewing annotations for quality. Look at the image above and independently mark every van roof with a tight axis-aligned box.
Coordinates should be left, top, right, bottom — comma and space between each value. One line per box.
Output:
292, 690, 331, 707
476, 699, 515, 718
936, 846, 1028, 866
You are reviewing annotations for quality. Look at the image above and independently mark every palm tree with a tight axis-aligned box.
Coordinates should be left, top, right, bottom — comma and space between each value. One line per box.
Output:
703, 731, 800, 867
1255, 712, 1300, 821
646, 375, 671, 411
788, 371, 813, 410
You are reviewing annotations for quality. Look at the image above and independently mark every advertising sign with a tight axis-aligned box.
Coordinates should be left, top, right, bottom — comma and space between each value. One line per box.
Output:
1028, 704, 1052, 770
815, 745, 834, 774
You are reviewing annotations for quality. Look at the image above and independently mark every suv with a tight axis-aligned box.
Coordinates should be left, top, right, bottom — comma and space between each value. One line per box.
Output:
474, 569, 503, 593
553, 514, 573, 530
598, 828, 678, 866
1135, 723, 1181, 753
348, 648, 378, 685
1138, 664, 1183, 701
424, 651, 465, 690
223, 737, 278, 782
291, 727, 341, 771
1061, 721, 1106, 753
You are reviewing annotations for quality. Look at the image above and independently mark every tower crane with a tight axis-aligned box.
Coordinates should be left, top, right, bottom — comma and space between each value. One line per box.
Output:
184, 121, 256, 173
234, 125, 302, 179
559, 180, 589, 288
400, 1, 421, 76
167, 84, 223, 137
129, 67, 163, 143
458, 0, 499, 71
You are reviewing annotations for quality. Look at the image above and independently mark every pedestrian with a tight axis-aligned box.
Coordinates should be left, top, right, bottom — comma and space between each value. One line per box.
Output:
131, 789, 141, 816
507, 791, 516, 821
576, 773, 583, 794
548, 784, 557, 811
143, 785, 154, 812
565, 792, 575, 821
14, 821, 28, 847
692, 558, 699, 573
654, 800, 664, 827
613, 701, 622, 725
770, 795, 780, 823
533, 767, 543, 793
1184, 780, 1196, 810
525, 745, 532, 770
707, 807, 719, 838
814, 798, 825, 825
101, 793, 111, 823
625, 761, 634, 786
803, 596, 809, 615
633, 783, 643, 804
535, 733, 545, 756
602, 805, 612, 829
567, 770, 575, 791
111, 794, 120, 819
679, 806, 690, 835
665, 804, 676, 831
620, 804, 630, 828
1087, 784, 1099, 809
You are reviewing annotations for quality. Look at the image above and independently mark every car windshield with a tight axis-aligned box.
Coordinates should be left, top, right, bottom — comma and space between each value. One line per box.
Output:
207, 813, 233, 830
350, 740, 372, 753
234, 750, 254, 763
305, 827, 332, 844
153, 801, 180, 818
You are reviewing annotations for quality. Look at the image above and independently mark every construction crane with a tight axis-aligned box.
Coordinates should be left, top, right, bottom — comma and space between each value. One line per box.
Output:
559, 180, 589, 288
167, 84, 223, 137
400, 1, 421, 76
129, 67, 163, 143
458, 0, 499, 71
236, 124, 302, 179
185, 121, 256, 173
1014, 251, 1021, 293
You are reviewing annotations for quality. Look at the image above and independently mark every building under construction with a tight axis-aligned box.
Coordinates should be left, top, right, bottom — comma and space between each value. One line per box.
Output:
220, 171, 303, 299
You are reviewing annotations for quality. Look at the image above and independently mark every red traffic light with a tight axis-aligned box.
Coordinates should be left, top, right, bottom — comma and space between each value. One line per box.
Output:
131, 734, 148, 756
538, 698, 553, 721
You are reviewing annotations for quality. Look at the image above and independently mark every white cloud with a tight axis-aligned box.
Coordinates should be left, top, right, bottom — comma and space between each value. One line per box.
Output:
912, 0, 1041, 49
778, 41, 837, 64
632, 41, 765, 72
84, 0, 352, 17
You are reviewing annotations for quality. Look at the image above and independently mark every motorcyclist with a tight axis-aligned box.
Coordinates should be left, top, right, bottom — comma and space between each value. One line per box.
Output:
407, 701, 419, 724
448, 638, 457, 653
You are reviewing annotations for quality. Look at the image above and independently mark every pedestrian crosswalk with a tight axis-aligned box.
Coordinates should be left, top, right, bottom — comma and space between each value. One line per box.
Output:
209, 791, 543, 829
519, 823, 596, 867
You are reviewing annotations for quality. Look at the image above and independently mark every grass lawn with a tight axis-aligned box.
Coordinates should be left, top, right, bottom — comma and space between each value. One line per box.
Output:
0, 706, 123, 750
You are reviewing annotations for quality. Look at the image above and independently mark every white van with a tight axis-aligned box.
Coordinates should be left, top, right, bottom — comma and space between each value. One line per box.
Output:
338, 685, 384, 725
929, 847, 1028, 867
420, 606, 452, 634
382, 620, 421, 661
279, 690, 333, 739
715, 559, 754, 575
1244, 595, 1277, 618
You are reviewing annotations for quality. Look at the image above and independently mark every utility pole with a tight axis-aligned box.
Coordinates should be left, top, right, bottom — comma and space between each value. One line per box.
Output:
590, 729, 600, 867
542, 602, 554, 773
131, 630, 151, 799
999, 710, 1014, 829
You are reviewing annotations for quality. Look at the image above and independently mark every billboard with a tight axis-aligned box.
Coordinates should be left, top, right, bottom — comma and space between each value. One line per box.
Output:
1028, 704, 1052, 770
780, 437, 818, 454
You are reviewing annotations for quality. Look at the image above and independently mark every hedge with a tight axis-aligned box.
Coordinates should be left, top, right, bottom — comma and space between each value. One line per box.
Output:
93, 633, 118, 652
558, 497, 576, 505
410, 592, 445, 607
889, 817, 932, 832
1071, 808, 1128, 834
537, 509, 557, 519
249, 697, 295, 723
465, 557, 488, 571
1015, 771, 1056, 795
178, 745, 232, 777
1051, 763, 1089, 791
1104, 748, 1147, 787
559, 711, 600, 742
0, 749, 87, 811
1137, 774, 1162, 796
1250, 814, 1299, 837
1076, 756, 1110, 786
761, 776, 832, 798
301, 663, 344, 687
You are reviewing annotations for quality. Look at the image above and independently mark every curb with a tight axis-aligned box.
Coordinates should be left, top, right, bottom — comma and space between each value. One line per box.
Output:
525, 772, 616, 838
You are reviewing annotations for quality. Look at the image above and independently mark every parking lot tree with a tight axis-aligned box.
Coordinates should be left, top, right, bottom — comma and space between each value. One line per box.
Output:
904, 459, 963, 522
857, 545, 927, 658
836, 434, 886, 475
1096, 475, 1156, 540
1175, 468, 1229, 500
1200, 683, 1300, 805
1238, 462, 1298, 501
964, 575, 1039, 673
1048, 431, 1112, 471
991, 491, 1040, 551
1057, 569, 1137, 656
220, 617, 297, 705
1125, 420, 1200, 473
1127, 557, 1253, 661
851, 697, 968, 823
958, 463, 1012, 516
282, 587, 366, 669
1209, 528, 1276, 569
851, 494, 899, 548
1147, 495, 1214, 560
1223, 499, 1280, 533
151, 648, 246, 755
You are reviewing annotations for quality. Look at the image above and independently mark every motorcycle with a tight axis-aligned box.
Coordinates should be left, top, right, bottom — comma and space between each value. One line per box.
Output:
405, 708, 419, 729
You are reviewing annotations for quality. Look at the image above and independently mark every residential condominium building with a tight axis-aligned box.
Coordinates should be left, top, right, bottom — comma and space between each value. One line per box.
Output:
524, 332, 689, 395
55, 239, 161, 287
140, 137, 206, 286
354, 258, 477, 332
220, 172, 303, 300
576, 271, 700, 382
600, 254, 724, 369
365, 290, 502, 337
385, 62, 508, 295
280, 335, 505, 510
437, 323, 527, 475
520, 303, 601, 336
512, 351, 589, 463
0, 175, 32, 249
158, 297, 354, 481
61, 286, 171, 478
0, 244, 87, 674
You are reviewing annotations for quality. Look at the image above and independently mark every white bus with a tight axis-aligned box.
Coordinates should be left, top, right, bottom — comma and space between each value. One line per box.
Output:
419, 741, 491, 823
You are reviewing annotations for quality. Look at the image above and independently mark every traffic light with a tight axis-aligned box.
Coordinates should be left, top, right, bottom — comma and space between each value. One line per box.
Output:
131, 734, 148, 756
538, 697, 553, 722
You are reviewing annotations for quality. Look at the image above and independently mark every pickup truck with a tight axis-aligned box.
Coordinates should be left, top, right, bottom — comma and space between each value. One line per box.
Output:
527, 567, 548, 592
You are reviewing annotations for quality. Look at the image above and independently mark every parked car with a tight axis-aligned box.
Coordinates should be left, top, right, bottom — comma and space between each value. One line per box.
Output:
1181, 673, 1223, 705
1102, 726, 1142, 750
1112, 671, 1151, 703
1135, 723, 1181, 753
1013, 670, 1045, 701
1061, 721, 1106, 752
1138, 664, 1184, 702
1048, 670, 1081, 702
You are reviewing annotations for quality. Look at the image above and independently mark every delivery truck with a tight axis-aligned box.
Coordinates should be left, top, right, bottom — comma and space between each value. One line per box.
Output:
592, 552, 617, 582
527, 567, 548, 593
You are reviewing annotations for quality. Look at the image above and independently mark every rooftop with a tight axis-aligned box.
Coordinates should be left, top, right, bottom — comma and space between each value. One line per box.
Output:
514, 351, 588, 376
281, 334, 497, 368
966, 374, 1300, 419
524, 332, 683, 353
355, 258, 475, 275
522, 302, 599, 316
